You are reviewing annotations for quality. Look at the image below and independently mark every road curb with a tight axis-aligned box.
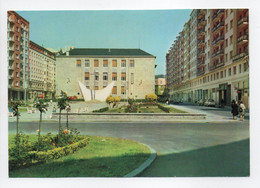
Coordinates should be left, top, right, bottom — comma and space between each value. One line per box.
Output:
124, 143, 156, 177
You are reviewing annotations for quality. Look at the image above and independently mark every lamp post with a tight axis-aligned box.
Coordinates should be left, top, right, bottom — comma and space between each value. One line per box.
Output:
65, 104, 71, 130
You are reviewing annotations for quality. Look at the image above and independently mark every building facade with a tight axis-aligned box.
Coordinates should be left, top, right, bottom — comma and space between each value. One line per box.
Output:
7, 11, 30, 100
155, 76, 166, 96
166, 9, 249, 108
56, 48, 156, 99
28, 41, 56, 99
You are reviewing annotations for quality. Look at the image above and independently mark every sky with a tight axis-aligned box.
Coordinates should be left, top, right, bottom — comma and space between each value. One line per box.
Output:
17, 10, 192, 75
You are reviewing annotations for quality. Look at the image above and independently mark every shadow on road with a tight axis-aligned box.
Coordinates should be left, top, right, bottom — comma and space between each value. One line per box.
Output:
139, 139, 249, 177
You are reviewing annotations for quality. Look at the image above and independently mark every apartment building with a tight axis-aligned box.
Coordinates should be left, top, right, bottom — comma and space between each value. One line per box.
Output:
166, 9, 249, 108
7, 11, 30, 100
56, 48, 156, 99
28, 41, 56, 99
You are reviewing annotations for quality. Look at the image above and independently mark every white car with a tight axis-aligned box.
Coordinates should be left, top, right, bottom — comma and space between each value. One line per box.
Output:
204, 99, 215, 107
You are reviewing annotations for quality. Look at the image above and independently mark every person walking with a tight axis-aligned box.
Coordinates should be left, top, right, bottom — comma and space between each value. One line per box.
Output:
231, 100, 239, 120
239, 101, 246, 121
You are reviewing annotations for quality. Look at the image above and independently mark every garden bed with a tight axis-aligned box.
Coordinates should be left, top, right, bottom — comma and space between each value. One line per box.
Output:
9, 135, 151, 177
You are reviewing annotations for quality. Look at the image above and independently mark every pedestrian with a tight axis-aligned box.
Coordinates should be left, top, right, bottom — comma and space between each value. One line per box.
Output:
239, 101, 246, 121
231, 100, 239, 120
52, 105, 57, 113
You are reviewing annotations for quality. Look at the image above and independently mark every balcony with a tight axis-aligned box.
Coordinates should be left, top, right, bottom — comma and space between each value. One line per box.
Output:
8, 37, 14, 42
198, 49, 205, 57
8, 46, 14, 51
212, 9, 224, 21
232, 50, 249, 62
198, 18, 206, 27
198, 60, 205, 66
198, 38, 205, 47
212, 22, 224, 33
8, 17, 15, 23
197, 69, 205, 76
8, 74, 14, 79
198, 9, 206, 19
8, 56, 14, 61
238, 17, 248, 26
8, 27, 14, 33
212, 49, 224, 58
198, 28, 206, 36
212, 35, 224, 45
237, 34, 248, 44
8, 65, 14, 70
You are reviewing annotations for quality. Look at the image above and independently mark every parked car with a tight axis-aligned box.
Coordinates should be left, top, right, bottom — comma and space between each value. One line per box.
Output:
204, 99, 215, 107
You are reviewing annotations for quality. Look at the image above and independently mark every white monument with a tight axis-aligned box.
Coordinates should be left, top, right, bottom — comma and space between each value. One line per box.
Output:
78, 81, 115, 102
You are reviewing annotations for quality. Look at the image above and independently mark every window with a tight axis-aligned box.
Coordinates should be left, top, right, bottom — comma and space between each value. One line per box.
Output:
228, 68, 231, 76
224, 70, 226, 77
102, 60, 108, 67
121, 72, 126, 81
239, 64, 242, 73
211, 75, 213, 81
94, 60, 99, 67
230, 35, 233, 45
121, 60, 126, 67
131, 73, 134, 84
225, 24, 228, 32
225, 39, 228, 47
220, 71, 223, 78
85, 72, 89, 80
230, 20, 233, 29
233, 66, 236, 75
225, 10, 228, 17
112, 86, 117, 94
230, 51, 233, 60
76, 60, 81, 67
130, 60, 135, 67
216, 73, 219, 79
121, 86, 125, 94
103, 73, 108, 80
85, 60, 90, 67
112, 72, 117, 81
244, 62, 249, 72
225, 54, 228, 62
112, 60, 117, 67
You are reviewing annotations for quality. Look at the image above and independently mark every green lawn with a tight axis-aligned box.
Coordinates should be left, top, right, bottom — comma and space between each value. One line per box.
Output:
9, 135, 151, 177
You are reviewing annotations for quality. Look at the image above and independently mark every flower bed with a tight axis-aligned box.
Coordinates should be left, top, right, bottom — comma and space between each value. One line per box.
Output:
9, 137, 89, 170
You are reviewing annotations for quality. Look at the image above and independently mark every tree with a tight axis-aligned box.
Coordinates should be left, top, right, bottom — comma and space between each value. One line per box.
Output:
57, 91, 68, 135
65, 104, 71, 130
106, 96, 114, 108
34, 98, 48, 150
8, 101, 22, 152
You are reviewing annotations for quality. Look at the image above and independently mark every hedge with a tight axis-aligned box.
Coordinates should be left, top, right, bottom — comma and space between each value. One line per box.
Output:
157, 104, 170, 113
9, 137, 89, 170
92, 107, 109, 113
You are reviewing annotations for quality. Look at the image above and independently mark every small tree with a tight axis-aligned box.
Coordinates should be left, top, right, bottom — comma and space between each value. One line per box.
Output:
57, 91, 68, 135
65, 104, 71, 130
145, 93, 158, 103
34, 98, 48, 150
106, 96, 114, 108
8, 101, 22, 152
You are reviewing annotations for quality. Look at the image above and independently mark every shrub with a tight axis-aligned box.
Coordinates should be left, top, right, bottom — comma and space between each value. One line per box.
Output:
145, 94, 158, 103
93, 107, 109, 113
106, 96, 115, 108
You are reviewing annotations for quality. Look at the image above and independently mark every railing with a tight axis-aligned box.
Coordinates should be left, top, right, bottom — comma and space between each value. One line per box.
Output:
198, 28, 206, 35
8, 56, 14, 60
232, 50, 249, 62
198, 60, 205, 66
238, 34, 248, 43
212, 9, 224, 20
212, 49, 224, 58
198, 49, 205, 56
198, 18, 205, 25
197, 69, 205, 76
238, 17, 248, 26
212, 21, 224, 32
198, 38, 205, 45
8, 27, 14, 32
8, 66, 14, 70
